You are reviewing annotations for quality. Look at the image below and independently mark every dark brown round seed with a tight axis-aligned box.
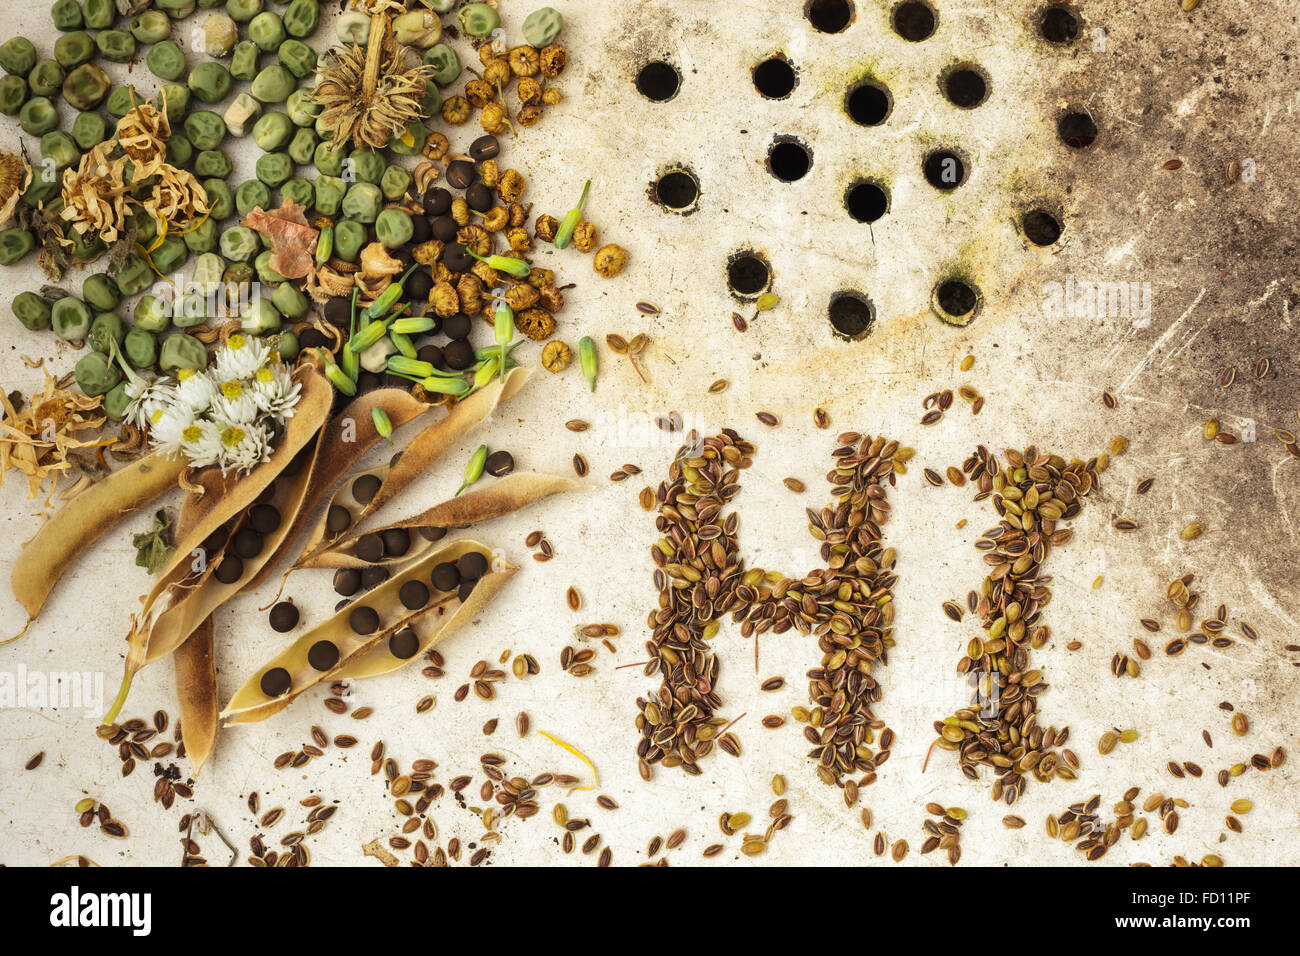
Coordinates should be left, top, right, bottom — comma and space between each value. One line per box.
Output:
248, 503, 282, 535
466, 182, 493, 212
326, 505, 352, 533
458, 578, 478, 601
381, 528, 410, 557
352, 474, 381, 504
333, 568, 362, 596
432, 562, 460, 592
458, 551, 488, 581
214, 555, 244, 584
269, 601, 300, 632
446, 160, 477, 189
232, 528, 264, 559
349, 606, 380, 635
418, 526, 447, 542
361, 566, 390, 589
355, 533, 384, 563
307, 640, 340, 671
399, 580, 430, 610
260, 667, 292, 697
389, 628, 420, 659
469, 134, 499, 161
485, 450, 515, 477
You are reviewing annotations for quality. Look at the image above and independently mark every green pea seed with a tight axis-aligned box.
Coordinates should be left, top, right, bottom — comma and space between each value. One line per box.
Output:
313, 140, 343, 177
162, 84, 190, 122
88, 312, 126, 355
96, 30, 136, 64
51, 297, 92, 342
106, 86, 137, 119
230, 41, 259, 82
235, 179, 271, 217
522, 7, 564, 47
0, 38, 37, 76
28, 60, 66, 98
71, 111, 108, 150
151, 236, 189, 276
380, 165, 413, 202
53, 32, 94, 70
0, 75, 27, 115
458, 3, 499, 38
156, 0, 197, 17
225, 0, 264, 23
52, 0, 85, 31
124, 329, 158, 369
82, 274, 121, 313
313, 175, 346, 216
287, 127, 317, 165
248, 11, 285, 51
250, 64, 294, 103
11, 292, 51, 332
253, 249, 287, 285
341, 182, 382, 224
375, 208, 413, 249
133, 295, 172, 333
41, 131, 81, 170
74, 350, 122, 398
424, 44, 461, 87
159, 334, 208, 374
103, 383, 131, 421
283, 0, 320, 38
194, 149, 234, 179
20, 97, 58, 136
115, 253, 156, 297
221, 226, 261, 262
278, 39, 316, 79
256, 152, 294, 188
166, 134, 193, 168
241, 297, 282, 335
62, 63, 111, 110
83, 0, 115, 29
271, 282, 308, 320
285, 87, 320, 126
189, 61, 233, 104
130, 11, 173, 44
147, 41, 188, 82
348, 147, 385, 185
183, 218, 220, 255
185, 110, 227, 151
333, 220, 366, 262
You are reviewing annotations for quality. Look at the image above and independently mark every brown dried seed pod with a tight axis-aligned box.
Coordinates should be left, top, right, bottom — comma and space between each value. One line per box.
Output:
539, 45, 568, 77
593, 244, 628, 278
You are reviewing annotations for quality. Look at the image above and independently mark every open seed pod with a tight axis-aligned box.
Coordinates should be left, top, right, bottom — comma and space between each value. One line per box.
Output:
222, 539, 515, 724
173, 615, 216, 776
300, 471, 581, 570
290, 367, 529, 570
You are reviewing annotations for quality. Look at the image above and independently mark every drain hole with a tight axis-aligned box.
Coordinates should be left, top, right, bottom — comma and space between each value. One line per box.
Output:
847, 81, 891, 126
1023, 209, 1062, 246
656, 169, 699, 210
829, 293, 875, 340
1039, 7, 1080, 44
636, 61, 681, 102
943, 66, 988, 109
935, 279, 978, 319
1058, 111, 1098, 148
768, 139, 812, 182
806, 0, 854, 33
845, 181, 888, 223
727, 253, 771, 297
892, 1, 936, 41
922, 149, 967, 190
753, 56, 797, 99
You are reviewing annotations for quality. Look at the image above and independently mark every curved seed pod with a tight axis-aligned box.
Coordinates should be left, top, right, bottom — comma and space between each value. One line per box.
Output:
299, 472, 581, 570
173, 615, 216, 776
103, 362, 333, 725
221, 539, 514, 724
291, 367, 529, 570
8, 449, 187, 638
258, 387, 433, 595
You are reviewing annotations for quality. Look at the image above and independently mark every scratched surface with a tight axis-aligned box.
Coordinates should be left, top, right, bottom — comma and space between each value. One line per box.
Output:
0, 2, 1296, 866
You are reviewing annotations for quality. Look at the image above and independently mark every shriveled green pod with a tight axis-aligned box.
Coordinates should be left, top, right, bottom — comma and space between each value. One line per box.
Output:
222, 540, 516, 724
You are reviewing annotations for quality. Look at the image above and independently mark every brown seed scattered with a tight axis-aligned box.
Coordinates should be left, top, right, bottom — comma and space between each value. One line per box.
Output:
565, 419, 589, 432
1102, 391, 1117, 409
782, 477, 805, 493
24, 751, 43, 771
756, 411, 779, 427
572, 454, 588, 477
813, 407, 830, 429
891, 839, 908, 862
1230, 712, 1248, 736
566, 586, 581, 611
760, 676, 785, 692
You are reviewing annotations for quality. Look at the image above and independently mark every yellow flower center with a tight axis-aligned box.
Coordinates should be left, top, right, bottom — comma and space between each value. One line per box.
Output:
182, 425, 203, 443
176, 368, 194, 382
221, 381, 243, 399
227, 334, 246, 350
150, 409, 165, 425
220, 426, 246, 448
256, 368, 274, 385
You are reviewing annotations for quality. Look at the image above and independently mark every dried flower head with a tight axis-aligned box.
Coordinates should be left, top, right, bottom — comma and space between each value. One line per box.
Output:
0, 151, 33, 228
1, 372, 109, 504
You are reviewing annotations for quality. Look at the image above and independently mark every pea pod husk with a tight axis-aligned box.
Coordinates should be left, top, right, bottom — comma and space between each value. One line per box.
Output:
221, 539, 515, 724
103, 361, 333, 725
8, 449, 187, 638
173, 615, 216, 776
297, 472, 581, 570
290, 367, 530, 571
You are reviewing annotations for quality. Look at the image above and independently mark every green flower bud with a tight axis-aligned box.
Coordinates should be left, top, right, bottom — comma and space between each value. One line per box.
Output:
456, 443, 489, 496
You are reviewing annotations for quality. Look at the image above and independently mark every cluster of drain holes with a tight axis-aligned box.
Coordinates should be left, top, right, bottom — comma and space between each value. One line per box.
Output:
634, 0, 1087, 336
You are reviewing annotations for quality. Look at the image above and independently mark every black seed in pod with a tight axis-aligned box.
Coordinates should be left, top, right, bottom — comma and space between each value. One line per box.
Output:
446, 160, 477, 189
307, 640, 340, 671
254, 481, 277, 505
281, 448, 308, 478
466, 182, 493, 212
334, 598, 351, 612
249, 503, 282, 535
406, 268, 433, 301
389, 449, 403, 468
431, 215, 458, 243
419, 526, 447, 542
333, 568, 361, 596
269, 601, 299, 632
382, 528, 410, 557
399, 580, 430, 609
352, 473, 381, 504
361, 566, 390, 589
409, 213, 431, 245
201, 524, 229, 557
442, 242, 474, 273
327, 504, 352, 534
469, 134, 500, 161
355, 532, 384, 563
324, 296, 352, 328
349, 606, 380, 635
444, 339, 475, 371
260, 667, 292, 697
233, 528, 264, 559
431, 561, 460, 592
458, 578, 478, 601
442, 313, 471, 340
389, 627, 420, 659
485, 450, 514, 477
423, 186, 452, 215
458, 551, 489, 581
214, 555, 244, 584
417, 343, 444, 370
299, 328, 327, 350
392, 247, 414, 270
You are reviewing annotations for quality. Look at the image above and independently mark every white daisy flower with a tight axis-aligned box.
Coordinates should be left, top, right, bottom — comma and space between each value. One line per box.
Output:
126, 378, 176, 432
145, 402, 196, 457
250, 363, 301, 418
212, 334, 270, 383
172, 368, 218, 414
210, 378, 261, 425
212, 418, 272, 474
179, 419, 224, 469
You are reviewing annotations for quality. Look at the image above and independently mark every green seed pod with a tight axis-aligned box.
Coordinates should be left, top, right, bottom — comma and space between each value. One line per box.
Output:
189, 61, 233, 104
88, 312, 127, 354
11, 292, 51, 332
159, 334, 209, 374
104, 382, 133, 422
54, 32, 95, 71
334, 220, 367, 261
241, 298, 282, 335
235, 180, 271, 218
28, 60, 66, 98
0, 228, 37, 266
389, 331, 416, 360
390, 317, 436, 336
458, 3, 499, 38
134, 295, 173, 333
315, 225, 334, 268
0, 75, 28, 115
362, 263, 420, 321
579, 335, 597, 392
124, 328, 158, 369
131, 11, 173, 44
74, 350, 122, 398
283, 0, 320, 38
250, 65, 295, 104
375, 208, 413, 249
456, 444, 489, 495
348, 319, 390, 354
388, 355, 434, 379
554, 180, 590, 249
20, 97, 58, 136
320, 349, 357, 396
372, 407, 394, 444
522, 7, 564, 47
51, 297, 92, 342
421, 376, 471, 397
230, 41, 259, 82
467, 250, 530, 278
424, 43, 461, 86
51, 0, 84, 31
0, 38, 37, 77
248, 11, 286, 52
